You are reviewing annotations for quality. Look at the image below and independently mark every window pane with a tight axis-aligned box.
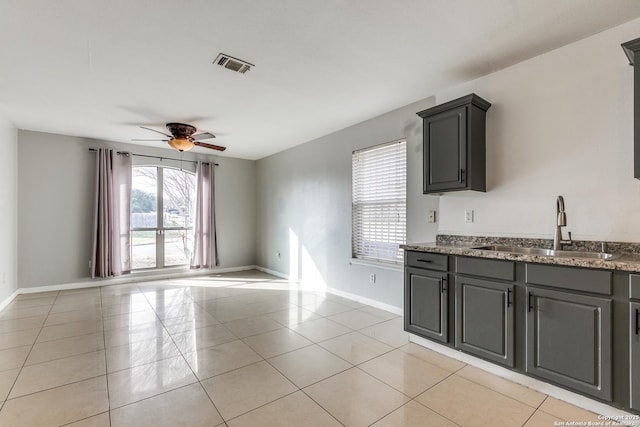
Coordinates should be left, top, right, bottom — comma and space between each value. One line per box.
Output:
131, 167, 158, 229
163, 168, 195, 229
164, 229, 193, 266
131, 230, 156, 269
352, 140, 407, 263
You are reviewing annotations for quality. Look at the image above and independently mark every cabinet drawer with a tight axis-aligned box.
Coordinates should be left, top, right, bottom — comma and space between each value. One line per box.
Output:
406, 251, 448, 271
630, 275, 640, 300
525, 264, 612, 295
455, 256, 515, 281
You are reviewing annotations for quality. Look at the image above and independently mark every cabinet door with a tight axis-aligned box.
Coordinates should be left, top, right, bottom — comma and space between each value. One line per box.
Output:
405, 267, 448, 343
423, 106, 467, 193
631, 301, 640, 411
455, 277, 514, 367
526, 287, 612, 401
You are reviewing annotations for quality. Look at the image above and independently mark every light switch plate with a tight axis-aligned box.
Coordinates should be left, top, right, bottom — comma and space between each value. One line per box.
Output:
428, 210, 436, 223
465, 209, 474, 223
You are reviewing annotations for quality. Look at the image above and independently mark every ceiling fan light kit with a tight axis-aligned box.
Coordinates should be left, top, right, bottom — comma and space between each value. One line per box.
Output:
168, 137, 194, 152
136, 122, 225, 152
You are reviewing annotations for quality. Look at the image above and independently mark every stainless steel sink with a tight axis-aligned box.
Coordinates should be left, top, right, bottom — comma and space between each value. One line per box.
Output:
472, 245, 617, 260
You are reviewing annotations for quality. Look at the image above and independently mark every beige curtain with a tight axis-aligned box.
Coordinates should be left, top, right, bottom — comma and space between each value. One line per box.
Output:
91, 149, 132, 278
191, 161, 218, 268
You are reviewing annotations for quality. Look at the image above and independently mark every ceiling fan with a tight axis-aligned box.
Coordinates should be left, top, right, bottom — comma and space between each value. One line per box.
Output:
133, 123, 226, 152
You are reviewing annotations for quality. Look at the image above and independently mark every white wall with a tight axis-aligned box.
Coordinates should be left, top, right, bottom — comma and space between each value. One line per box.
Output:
256, 97, 438, 309
18, 130, 256, 288
435, 17, 640, 242
0, 116, 18, 302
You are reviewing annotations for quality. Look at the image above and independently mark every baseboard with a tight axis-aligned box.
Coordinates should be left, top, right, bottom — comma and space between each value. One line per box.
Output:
0, 288, 19, 313
255, 266, 290, 281
254, 265, 403, 315
13, 265, 258, 296
408, 334, 636, 423
326, 287, 403, 316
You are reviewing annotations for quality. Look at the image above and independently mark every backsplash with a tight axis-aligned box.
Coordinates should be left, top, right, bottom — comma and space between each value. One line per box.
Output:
436, 235, 640, 255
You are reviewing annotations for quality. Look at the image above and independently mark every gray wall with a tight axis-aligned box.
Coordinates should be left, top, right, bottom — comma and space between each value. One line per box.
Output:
18, 130, 256, 288
0, 117, 18, 302
256, 97, 438, 309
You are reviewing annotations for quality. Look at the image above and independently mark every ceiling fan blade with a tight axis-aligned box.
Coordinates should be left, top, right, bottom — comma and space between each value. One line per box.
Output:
192, 132, 216, 140
131, 138, 170, 142
194, 141, 226, 151
140, 126, 172, 138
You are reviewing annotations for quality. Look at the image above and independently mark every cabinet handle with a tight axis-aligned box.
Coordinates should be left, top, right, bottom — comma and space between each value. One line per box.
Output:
507, 288, 512, 307
460, 168, 465, 183
528, 292, 533, 312
416, 259, 433, 263
440, 277, 447, 293
636, 309, 639, 335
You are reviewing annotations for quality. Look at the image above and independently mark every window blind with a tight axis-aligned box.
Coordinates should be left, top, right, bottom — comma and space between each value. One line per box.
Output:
352, 139, 407, 263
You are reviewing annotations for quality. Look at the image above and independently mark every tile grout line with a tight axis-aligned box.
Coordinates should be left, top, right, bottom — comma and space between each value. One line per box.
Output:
99, 284, 114, 427
452, 367, 550, 412
0, 290, 60, 413
407, 397, 463, 427
140, 281, 230, 423
397, 366, 465, 425
57, 411, 110, 427
296, 388, 346, 426
183, 279, 306, 423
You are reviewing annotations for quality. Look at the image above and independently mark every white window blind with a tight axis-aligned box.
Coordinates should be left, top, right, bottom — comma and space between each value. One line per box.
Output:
352, 139, 407, 263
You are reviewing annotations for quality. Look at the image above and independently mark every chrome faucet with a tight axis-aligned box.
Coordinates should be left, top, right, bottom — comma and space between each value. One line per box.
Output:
553, 195, 572, 250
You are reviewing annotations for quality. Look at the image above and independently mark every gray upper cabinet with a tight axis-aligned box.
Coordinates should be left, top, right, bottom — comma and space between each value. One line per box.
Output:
526, 286, 612, 401
417, 94, 491, 193
622, 38, 640, 179
405, 266, 448, 343
455, 276, 514, 367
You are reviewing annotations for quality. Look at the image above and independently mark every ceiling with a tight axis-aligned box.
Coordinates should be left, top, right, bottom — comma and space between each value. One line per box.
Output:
2, 1, 640, 160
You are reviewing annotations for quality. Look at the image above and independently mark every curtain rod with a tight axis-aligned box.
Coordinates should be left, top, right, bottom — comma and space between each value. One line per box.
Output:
88, 148, 219, 166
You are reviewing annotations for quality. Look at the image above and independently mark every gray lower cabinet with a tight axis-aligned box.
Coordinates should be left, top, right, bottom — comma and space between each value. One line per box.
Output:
526, 286, 612, 401
631, 301, 640, 411
405, 267, 448, 342
455, 276, 514, 367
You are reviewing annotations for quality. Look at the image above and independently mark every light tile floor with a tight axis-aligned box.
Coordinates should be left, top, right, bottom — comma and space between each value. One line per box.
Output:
0, 270, 609, 426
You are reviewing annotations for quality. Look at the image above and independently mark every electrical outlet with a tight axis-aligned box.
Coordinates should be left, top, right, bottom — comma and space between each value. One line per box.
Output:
369, 273, 376, 283
428, 210, 436, 223
465, 209, 474, 223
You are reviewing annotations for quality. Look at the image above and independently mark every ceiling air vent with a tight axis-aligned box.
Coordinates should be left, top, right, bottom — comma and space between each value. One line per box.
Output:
214, 53, 254, 74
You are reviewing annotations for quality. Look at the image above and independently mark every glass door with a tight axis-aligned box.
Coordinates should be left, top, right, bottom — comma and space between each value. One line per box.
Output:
162, 168, 195, 266
131, 166, 195, 270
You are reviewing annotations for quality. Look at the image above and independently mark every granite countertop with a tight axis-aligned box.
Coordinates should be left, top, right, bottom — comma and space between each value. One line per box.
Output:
401, 238, 640, 273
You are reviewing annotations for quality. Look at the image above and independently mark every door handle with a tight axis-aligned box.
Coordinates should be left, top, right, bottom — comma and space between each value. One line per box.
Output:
506, 288, 512, 307
528, 292, 533, 312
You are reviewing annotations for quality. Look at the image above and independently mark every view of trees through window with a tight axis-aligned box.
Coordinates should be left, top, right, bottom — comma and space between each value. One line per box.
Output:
130, 166, 195, 269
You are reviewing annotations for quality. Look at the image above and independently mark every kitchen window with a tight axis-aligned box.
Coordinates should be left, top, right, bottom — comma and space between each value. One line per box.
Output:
351, 139, 407, 264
